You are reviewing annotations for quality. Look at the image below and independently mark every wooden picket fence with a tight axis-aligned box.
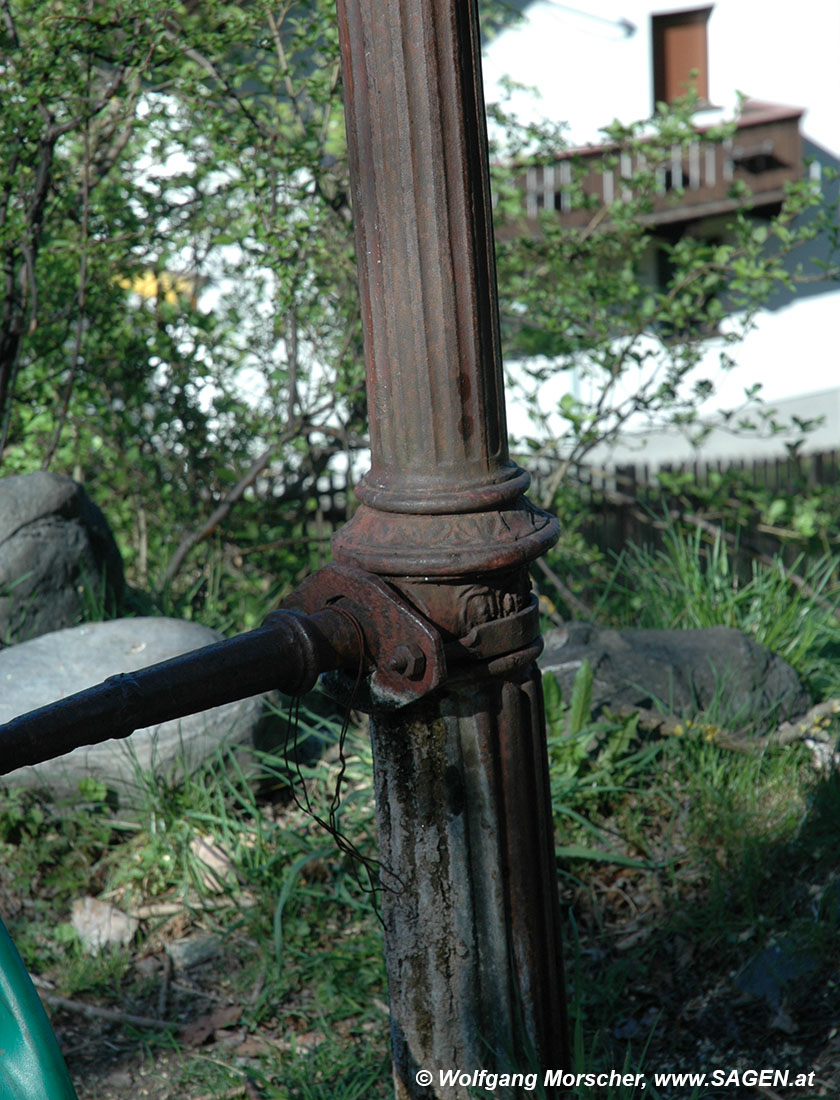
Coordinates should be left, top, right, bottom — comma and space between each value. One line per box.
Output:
526, 448, 840, 571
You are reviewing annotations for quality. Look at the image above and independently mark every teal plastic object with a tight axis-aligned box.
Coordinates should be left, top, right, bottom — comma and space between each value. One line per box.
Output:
0, 916, 79, 1099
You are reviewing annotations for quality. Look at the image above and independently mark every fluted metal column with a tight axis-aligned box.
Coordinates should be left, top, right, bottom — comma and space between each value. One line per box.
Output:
333, 1, 569, 1095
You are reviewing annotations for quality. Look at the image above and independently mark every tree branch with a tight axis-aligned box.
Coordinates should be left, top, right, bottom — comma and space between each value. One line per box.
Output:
43, 91, 94, 469
534, 554, 594, 621
160, 419, 314, 589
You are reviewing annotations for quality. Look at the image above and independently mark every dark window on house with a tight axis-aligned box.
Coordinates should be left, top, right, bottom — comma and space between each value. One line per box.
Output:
732, 143, 788, 175
653, 230, 724, 338
652, 7, 712, 108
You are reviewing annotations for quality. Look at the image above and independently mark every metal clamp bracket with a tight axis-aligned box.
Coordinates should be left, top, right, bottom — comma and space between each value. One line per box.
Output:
282, 563, 446, 707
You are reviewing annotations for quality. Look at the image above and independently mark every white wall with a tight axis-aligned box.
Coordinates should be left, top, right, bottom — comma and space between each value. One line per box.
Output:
587, 387, 840, 469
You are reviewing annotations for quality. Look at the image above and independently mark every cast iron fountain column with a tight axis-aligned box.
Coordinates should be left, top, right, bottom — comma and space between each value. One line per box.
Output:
331, 0, 569, 1094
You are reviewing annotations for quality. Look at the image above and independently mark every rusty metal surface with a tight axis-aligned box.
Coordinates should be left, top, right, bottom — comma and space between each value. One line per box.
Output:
494, 670, 569, 1077
333, 0, 558, 580
0, 606, 362, 774
333, 497, 559, 578
396, 571, 535, 648
335, 0, 508, 508
282, 562, 446, 706
447, 593, 540, 662
332, 0, 570, 1092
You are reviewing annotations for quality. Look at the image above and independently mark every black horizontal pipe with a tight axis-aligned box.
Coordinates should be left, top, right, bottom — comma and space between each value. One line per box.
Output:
0, 607, 362, 774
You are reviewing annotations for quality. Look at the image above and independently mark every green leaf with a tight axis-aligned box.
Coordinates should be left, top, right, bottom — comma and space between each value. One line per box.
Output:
78, 777, 109, 803
554, 843, 653, 869
567, 659, 593, 736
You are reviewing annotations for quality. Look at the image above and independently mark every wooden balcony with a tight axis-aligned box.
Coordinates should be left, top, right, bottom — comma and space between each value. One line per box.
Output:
516, 101, 804, 232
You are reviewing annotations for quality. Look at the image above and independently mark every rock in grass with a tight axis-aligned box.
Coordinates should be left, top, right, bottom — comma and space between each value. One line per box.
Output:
165, 932, 222, 972
71, 896, 139, 955
0, 472, 124, 644
0, 617, 271, 804
541, 623, 811, 728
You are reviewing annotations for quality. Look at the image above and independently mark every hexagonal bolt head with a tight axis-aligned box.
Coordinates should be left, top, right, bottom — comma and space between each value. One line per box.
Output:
387, 643, 426, 681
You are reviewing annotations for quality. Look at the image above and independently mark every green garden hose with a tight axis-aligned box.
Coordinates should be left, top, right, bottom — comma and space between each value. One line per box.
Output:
0, 916, 78, 1099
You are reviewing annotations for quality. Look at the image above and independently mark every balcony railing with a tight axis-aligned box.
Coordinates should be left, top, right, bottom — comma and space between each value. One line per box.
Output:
518, 102, 804, 231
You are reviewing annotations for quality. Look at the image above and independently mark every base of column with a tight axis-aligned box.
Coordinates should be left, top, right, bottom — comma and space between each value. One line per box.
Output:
369, 661, 569, 1099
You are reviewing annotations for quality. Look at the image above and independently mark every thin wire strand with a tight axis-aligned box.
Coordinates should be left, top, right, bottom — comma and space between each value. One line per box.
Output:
281, 608, 402, 916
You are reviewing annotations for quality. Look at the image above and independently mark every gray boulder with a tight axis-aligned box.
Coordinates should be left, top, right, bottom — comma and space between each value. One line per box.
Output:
0, 617, 272, 803
540, 622, 811, 727
0, 472, 124, 644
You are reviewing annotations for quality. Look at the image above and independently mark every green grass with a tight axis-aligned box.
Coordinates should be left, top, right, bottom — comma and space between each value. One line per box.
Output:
1, 712, 832, 1098
2, 523, 840, 1097
532, 520, 840, 1095
597, 521, 840, 698
0, 702, 389, 1096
